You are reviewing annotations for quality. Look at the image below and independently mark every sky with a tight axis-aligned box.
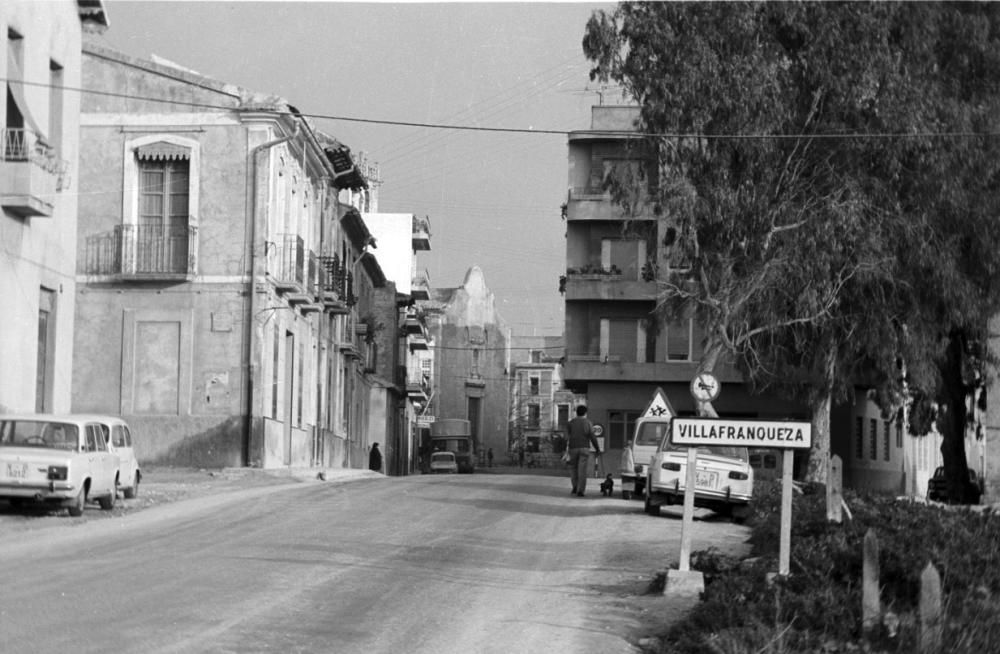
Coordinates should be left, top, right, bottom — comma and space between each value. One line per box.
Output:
96, 0, 616, 338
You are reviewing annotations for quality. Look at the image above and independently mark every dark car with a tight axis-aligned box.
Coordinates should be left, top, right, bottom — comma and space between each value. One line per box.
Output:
927, 466, 982, 504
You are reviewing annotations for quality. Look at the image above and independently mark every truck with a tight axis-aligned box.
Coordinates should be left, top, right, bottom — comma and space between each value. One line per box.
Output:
429, 419, 476, 474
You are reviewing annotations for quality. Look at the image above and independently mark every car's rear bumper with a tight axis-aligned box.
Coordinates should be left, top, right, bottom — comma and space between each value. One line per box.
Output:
0, 481, 76, 500
648, 481, 751, 506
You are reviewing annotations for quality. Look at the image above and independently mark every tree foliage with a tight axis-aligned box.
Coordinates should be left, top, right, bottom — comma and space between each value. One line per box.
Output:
583, 2, 1000, 490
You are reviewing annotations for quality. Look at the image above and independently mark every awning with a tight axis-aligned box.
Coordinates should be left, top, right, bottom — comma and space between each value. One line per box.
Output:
136, 142, 191, 161
6, 40, 46, 143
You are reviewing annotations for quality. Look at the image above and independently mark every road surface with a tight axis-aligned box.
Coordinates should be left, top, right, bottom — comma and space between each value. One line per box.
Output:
0, 472, 749, 654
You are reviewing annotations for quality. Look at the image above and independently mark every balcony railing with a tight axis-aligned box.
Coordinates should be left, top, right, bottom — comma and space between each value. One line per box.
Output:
85, 223, 193, 277
271, 234, 305, 288
317, 254, 356, 307
0, 128, 71, 217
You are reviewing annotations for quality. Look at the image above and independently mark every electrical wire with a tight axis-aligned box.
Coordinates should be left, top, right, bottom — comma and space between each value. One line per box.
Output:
8, 77, 1000, 140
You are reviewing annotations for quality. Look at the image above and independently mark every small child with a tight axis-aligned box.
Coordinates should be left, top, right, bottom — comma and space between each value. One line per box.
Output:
600, 473, 614, 497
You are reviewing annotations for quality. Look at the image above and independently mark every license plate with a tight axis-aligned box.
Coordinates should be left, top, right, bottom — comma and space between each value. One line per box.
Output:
5, 462, 27, 479
695, 469, 718, 489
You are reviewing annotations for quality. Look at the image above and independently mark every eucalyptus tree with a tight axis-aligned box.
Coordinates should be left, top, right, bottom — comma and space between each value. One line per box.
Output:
583, 2, 1000, 488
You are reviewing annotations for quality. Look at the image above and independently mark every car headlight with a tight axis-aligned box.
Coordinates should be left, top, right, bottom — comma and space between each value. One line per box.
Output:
662, 462, 681, 471
47, 465, 68, 481
728, 471, 749, 480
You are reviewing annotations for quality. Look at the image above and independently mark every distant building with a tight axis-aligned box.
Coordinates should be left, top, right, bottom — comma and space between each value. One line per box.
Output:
0, 1, 108, 413
424, 267, 510, 464
364, 211, 434, 476
508, 336, 582, 466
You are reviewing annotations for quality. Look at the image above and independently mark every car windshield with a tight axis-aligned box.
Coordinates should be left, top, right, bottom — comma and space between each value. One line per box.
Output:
0, 420, 79, 450
635, 421, 669, 446
659, 438, 748, 461
431, 453, 454, 462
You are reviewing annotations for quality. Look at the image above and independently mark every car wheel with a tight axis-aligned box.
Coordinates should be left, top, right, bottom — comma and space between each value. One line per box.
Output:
644, 493, 660, 516
67, 486, 86, 517
123, 472, 139, 499
98, 487, 116, 511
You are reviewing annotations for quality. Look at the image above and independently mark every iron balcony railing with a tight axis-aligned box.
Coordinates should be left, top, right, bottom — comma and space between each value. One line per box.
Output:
85, 223, 193, 276
272, 234, 305, 287
317, 254, 356, 305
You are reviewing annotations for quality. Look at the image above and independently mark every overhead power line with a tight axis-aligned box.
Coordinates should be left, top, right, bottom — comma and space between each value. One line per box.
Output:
7, 78, 1000, 140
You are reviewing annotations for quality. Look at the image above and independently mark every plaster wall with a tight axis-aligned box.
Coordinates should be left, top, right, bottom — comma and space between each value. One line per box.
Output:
0, 2, 83, 413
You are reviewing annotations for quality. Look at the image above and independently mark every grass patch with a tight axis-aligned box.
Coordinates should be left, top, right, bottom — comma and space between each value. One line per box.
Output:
657, 480, 1000, 653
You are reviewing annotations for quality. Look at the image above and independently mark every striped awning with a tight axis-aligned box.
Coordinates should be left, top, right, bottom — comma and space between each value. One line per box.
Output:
136, 142, 191, 161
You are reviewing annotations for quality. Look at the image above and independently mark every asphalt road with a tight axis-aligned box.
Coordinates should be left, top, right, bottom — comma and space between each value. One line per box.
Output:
0, 472, 750, 654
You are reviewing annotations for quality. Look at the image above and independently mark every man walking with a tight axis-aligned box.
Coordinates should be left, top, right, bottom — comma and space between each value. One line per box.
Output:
566, 405, 600, 496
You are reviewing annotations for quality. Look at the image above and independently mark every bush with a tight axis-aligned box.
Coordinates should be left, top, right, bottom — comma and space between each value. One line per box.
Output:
657, 480, 1000, 653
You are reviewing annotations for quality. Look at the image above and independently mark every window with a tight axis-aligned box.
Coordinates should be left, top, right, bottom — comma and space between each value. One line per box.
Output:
36, 288, 55, 413
855, 417, 863, 459
557, 404, 570, 430
896, 421, 903, 449
529, 376, 540, 395
527, 404, 540, 428
883, 420, 891, 462
122, 135, 199, 276
608, 410, 641, 450
601, 318, 643, 362
602, 239, 646, 280
666, 319, 692, 361
137, 158, 190, 273
869, 418, 878, 460
48, 60, 63, 153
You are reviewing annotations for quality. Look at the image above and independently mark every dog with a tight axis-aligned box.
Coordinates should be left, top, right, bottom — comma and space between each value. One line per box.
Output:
600, 474, 614, 497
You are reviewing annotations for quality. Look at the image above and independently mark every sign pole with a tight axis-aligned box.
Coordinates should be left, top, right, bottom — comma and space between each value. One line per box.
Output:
779, 448, 794, 576
678, 446, 698, 571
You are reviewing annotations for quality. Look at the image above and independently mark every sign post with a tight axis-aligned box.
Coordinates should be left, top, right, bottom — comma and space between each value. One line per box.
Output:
667, 407, 812, 592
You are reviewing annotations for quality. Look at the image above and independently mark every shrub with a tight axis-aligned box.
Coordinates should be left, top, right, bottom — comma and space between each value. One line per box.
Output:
657, 480, 1000, 653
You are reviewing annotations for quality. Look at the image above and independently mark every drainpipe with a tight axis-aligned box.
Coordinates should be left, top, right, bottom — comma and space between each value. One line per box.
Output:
244, 127, 295, 467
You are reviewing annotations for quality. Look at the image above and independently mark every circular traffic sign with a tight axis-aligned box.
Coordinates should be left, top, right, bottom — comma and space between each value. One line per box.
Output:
691, 372, 721, 403
592, 424, 604, 437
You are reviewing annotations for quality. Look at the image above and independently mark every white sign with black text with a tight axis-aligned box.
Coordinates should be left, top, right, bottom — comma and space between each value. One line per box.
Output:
671, 417, 812, 450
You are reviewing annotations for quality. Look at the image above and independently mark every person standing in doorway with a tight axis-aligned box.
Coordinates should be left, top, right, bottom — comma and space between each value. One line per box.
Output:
487, 448, 494, 468
566, 405, 600, 496
369, 442, 382, 473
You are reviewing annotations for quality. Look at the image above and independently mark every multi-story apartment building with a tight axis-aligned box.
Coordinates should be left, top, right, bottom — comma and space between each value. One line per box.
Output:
0, 1, 107, 413
562, 105, 804, 464
423, 266, 510, 465
73, 42, 379, 469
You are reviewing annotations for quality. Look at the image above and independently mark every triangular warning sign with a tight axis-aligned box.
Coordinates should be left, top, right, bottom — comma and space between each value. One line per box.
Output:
642, 387, 676, 418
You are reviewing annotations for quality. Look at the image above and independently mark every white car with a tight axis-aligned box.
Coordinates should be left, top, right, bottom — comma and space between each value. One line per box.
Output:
0, 414, 120, 516
90, 415, 141, 498
645, 439, 754, 523
429, 451, 458, 474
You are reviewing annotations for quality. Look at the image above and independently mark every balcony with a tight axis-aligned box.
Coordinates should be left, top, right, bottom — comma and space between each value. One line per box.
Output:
0, 128, 68, 218
406, 371, 430, 401
411, 269, 431, 301
84, 223, 195, 280
270, 234, 307, 299
562, 354, 742, 385
408, 333, 429, 352
563, 269, 658, 302
412, 215, 431, 251
317, 254, 354, 314
565, 185, 657, 222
